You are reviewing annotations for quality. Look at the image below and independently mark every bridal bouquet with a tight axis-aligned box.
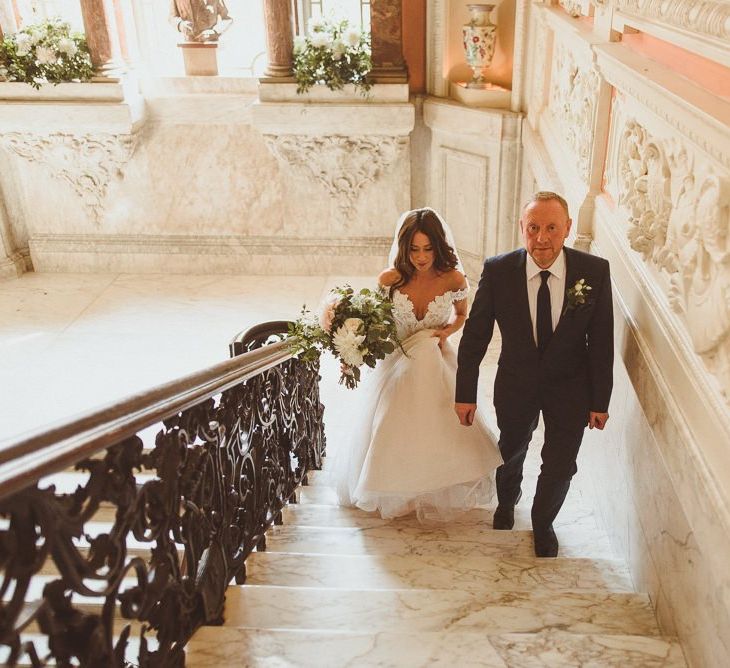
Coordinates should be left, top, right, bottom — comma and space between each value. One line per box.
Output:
288, 285, 399, 389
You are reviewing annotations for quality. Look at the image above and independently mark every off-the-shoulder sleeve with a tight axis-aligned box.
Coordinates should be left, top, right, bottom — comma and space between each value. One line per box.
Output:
451, 287, 469, 302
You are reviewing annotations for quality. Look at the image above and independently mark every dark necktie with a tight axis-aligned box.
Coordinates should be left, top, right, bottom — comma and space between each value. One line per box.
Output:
537, 270, 552, 354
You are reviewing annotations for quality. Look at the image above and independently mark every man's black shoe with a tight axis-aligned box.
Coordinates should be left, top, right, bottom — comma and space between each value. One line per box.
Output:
533, 525, 559, 558
492, 490, 522, 530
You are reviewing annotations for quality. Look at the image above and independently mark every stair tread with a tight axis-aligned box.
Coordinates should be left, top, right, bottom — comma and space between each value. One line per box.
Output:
244, 551, 634, 593
265, 523, 615, 559
222, 585, 658, 636
185, 627, 686, 667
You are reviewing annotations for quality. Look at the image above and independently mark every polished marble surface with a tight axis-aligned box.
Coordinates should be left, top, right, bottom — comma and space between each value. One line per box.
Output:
243, 552, 634, 593
223, 585, 658, 636
185, 627, 685, 667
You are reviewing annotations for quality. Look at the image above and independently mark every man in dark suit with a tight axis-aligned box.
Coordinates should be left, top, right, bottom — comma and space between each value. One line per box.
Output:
455, 191, 613, 557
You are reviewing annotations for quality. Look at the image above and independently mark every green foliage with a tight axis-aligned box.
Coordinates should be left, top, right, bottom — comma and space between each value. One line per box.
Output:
292, 18, 371, 96
0, 18, 94, 90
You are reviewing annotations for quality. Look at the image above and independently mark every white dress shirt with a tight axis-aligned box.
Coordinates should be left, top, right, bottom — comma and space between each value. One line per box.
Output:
526, 250, 566, 346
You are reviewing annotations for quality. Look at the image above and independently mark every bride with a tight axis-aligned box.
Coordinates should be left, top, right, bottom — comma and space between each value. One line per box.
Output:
334, 207, 502, 521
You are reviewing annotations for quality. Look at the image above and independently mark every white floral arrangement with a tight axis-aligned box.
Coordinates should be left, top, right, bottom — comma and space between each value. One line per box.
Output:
292, 17, 371, 96
0, 18, 93, 89
288, 285, 399, 389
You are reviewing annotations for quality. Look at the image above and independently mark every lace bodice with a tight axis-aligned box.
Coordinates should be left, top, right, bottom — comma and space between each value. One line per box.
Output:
392, 288, 469, 340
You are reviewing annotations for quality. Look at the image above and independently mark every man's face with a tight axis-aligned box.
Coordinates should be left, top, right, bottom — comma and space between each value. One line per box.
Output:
520, 199, 572, 269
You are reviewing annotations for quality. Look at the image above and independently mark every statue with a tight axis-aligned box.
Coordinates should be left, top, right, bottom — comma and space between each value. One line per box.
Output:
169, 0, 233, 43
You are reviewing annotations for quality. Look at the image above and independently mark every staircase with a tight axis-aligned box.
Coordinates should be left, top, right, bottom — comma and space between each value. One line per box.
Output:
185, 451, 687, 666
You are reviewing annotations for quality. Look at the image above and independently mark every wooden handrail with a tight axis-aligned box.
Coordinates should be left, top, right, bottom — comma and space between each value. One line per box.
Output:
0, 339, 292, 500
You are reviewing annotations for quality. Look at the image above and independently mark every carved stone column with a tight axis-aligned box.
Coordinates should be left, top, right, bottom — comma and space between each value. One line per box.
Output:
370, 0, 408, 83
262, 0, 294, 79
79, 0, 125, 77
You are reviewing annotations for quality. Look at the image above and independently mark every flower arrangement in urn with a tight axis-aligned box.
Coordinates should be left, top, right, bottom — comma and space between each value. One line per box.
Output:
462, 4, 497, 88
292, 17, 372, 96
0, 18, 93, 89
288, 285, 400, 389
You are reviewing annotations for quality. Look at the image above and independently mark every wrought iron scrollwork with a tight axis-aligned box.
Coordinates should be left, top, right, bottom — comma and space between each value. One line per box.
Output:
0, 324, 326, 666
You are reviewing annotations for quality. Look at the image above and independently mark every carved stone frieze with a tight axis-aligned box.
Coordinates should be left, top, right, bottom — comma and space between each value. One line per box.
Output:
0, 132, 136, 224
616, 116, 730, 396
548, 43, 601, 182
614, 0, 730, 44
559, 0, 583, 17
265, 134, 408, 213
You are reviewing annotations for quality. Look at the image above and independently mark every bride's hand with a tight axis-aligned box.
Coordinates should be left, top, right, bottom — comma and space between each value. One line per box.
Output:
432, 328, 450, 349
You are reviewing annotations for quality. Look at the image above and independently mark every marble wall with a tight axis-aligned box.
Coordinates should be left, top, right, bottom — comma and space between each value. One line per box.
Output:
0, 79, 414, 275
521, 2, 730, 666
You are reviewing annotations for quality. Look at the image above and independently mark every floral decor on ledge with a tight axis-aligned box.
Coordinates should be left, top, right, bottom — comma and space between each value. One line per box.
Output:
292, 17, 371, 96
0, 19, 93, 89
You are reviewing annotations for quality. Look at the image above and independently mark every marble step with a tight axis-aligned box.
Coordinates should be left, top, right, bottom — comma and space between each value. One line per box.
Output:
244, 551, 634, 593
281, 503, 602, 534
265, 523, 614, 559
222, 585, 658, 636
185, 627, 686, 667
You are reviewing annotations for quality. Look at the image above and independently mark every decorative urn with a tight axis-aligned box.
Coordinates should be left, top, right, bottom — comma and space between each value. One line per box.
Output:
462, 4, 497, 88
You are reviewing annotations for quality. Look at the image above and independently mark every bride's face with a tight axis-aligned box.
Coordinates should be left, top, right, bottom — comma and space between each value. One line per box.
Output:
409, 231, 435, 273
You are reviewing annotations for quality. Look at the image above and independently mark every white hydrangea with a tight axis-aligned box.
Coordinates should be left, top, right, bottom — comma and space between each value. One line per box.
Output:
35, 46, 57, 66
343, 28, 361, 48
332, 324, 365, 368
310, 32, 330, 48
57, 38, 77, 57
331, 40, 345, 60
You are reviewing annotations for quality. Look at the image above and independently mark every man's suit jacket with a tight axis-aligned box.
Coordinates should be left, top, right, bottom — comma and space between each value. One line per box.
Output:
456, 247, 613, 431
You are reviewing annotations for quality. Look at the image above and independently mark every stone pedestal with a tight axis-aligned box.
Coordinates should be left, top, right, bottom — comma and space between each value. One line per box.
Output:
450, 81, 511, 109
179, 43, 219, 76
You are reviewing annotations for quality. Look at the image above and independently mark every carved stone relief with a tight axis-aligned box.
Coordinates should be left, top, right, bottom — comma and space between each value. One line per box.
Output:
614, 0, 730, 44
616, 117, 730, 396
548, 43, 601, 182
264, 135, 408, 213
0, 132, 136, 224
559, 0, 583, 17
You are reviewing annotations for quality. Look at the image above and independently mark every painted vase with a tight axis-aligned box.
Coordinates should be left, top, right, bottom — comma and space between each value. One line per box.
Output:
462, 4, 497, 87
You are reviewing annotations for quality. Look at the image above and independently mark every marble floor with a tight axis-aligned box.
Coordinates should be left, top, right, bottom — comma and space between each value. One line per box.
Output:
0, 272, 366, 443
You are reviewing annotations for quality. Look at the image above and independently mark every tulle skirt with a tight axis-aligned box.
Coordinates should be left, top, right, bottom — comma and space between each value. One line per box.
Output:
334, 329, 503, 522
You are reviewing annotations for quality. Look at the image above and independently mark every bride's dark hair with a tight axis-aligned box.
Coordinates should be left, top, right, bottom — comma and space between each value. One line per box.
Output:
391, 209, 459, 294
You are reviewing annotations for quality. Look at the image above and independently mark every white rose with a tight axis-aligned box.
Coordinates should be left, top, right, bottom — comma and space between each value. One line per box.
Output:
307, 17, 326, 33
331, 40, 345, 60
310, 32, 330, 48
35, 46, 57, 66
15, 33, 31, 56
343, 317, 363, 333
58, 38, 77, 57
344, 28, 361, 48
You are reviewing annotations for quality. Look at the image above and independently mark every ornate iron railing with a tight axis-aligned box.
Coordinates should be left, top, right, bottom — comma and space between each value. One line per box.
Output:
0, 323, 325, 667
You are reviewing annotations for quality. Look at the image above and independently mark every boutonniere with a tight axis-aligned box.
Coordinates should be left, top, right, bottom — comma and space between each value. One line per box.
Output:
563, 278, 593, 314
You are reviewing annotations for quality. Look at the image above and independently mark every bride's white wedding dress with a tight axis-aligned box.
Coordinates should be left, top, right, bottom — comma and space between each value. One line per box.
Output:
334, 286, 503, 521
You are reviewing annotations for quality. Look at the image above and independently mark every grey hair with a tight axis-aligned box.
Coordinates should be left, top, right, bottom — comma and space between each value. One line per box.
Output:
522, 191, 570, 219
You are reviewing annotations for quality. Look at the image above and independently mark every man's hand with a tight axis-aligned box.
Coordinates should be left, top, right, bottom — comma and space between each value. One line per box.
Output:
179, 20, 194, 39
588, 411, 609, 430
455, 402, 477, 426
